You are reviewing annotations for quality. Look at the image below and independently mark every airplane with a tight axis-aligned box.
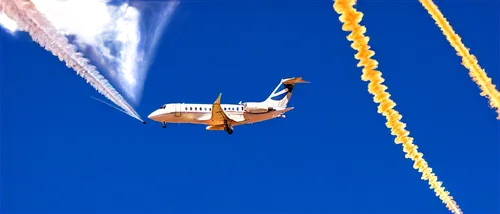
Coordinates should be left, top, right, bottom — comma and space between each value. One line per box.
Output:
147, 77, 309, 135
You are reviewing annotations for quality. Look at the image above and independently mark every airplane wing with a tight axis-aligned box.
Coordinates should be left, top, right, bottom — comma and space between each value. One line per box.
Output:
209, 93, 237, 126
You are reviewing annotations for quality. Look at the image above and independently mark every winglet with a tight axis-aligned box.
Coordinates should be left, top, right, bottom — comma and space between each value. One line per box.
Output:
214, 93, 222, 104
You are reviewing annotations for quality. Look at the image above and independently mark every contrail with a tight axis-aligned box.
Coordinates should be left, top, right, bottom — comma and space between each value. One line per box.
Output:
419, 0, 500, 120
90, 96, 140, 121
332, 0, 462, 213
139, 0, 179, 99
0, 0, 143, 122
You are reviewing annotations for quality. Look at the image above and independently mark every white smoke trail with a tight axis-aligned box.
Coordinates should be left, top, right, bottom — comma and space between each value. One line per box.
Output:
139, 0, 179, 98
0, 0, 143, 122
90, 96, 134, 118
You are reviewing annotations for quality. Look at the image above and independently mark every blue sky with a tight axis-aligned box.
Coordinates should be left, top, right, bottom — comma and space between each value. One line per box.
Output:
1, 0, 499, 213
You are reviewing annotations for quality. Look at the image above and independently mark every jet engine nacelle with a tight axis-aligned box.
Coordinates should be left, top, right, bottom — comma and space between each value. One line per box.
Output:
243, 102, 274, 113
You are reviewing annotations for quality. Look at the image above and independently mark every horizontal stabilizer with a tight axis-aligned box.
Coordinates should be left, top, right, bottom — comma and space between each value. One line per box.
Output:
283, 77, 310, 85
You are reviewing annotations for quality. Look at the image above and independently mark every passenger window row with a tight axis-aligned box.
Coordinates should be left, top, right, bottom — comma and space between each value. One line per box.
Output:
183, 106, 244, 112
184, 107, 211, 111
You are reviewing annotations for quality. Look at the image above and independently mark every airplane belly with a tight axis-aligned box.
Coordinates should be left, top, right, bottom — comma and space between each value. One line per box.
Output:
178, 113, 209, 124
228, 114, 245, 122
243, 109, 286, 124
160, 113, 208, 124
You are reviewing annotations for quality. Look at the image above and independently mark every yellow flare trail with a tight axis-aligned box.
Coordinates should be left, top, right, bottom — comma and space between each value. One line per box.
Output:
420, 0, 500, 119
332, 0, 462, 213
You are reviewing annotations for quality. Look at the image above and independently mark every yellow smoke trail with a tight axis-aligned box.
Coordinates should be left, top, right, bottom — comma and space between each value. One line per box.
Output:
332, 0, 462, 213
419, 0, 500, 119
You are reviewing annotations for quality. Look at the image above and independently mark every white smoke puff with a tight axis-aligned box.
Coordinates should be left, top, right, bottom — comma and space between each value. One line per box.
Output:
52, 1, 89, 28
1, 0, 142, 121
30, 0, 112, 41
0, 7, 16, 28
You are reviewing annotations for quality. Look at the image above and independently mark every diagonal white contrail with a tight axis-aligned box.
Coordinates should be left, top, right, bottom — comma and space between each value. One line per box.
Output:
0, 0, 143, 122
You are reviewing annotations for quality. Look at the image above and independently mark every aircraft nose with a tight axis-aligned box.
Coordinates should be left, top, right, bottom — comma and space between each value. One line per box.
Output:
148, 111, 159, 120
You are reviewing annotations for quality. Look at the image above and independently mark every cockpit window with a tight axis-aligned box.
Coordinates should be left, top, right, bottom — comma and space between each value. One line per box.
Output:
160, 104, 166, 109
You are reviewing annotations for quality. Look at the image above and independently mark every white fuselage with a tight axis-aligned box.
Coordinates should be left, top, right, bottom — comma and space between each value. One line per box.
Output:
148, 103, 290, 126
147, 77, 307, 133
